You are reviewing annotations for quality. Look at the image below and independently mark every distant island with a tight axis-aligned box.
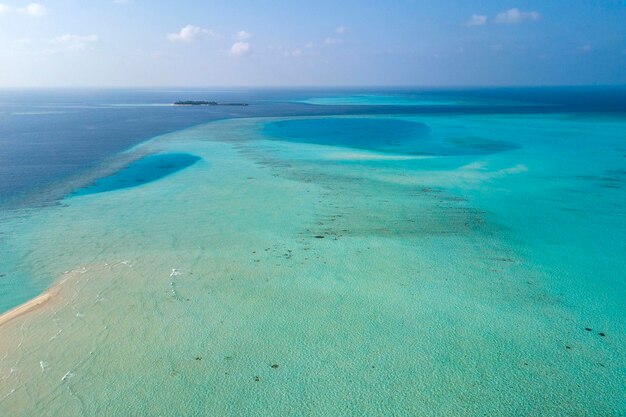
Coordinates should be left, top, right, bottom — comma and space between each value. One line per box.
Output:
173, 100, 248, 106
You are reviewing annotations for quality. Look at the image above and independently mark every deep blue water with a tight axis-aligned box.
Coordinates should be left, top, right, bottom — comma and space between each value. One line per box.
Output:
264, 117, 520, 156
264, 118, 430, 153
73, 153, 201, 195
1, 87, 625, 209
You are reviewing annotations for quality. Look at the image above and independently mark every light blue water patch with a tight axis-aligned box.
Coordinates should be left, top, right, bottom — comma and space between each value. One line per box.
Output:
297, 93, 542, 107
263, 117, 520, 156
73, 153, 201, 195
300, 94, 469, 106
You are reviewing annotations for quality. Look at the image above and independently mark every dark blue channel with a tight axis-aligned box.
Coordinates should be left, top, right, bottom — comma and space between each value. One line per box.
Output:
263, 117, 519, 156
73, 153, 201, 195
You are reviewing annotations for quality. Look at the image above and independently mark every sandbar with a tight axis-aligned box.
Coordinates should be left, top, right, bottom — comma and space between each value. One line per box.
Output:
0, 287, 59, 327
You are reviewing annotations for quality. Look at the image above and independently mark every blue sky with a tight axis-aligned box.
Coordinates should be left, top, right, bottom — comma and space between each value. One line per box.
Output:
0, 0, 625, 87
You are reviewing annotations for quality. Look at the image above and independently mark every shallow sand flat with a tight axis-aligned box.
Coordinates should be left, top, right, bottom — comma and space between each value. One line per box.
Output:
0, 291, 54, 328
0, 116, 624, 416
324, 151, 432, 161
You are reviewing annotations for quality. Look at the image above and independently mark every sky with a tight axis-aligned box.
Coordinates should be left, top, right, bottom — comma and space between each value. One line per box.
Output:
0, 0, 625, 87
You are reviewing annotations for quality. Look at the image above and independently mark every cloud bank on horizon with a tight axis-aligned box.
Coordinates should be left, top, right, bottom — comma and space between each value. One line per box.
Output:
0, 0, 624, 87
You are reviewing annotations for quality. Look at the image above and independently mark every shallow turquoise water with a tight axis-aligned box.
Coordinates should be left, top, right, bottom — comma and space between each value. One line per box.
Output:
0, 99, 624, 415
297, 93, 542, 107
300, 94, 470, 106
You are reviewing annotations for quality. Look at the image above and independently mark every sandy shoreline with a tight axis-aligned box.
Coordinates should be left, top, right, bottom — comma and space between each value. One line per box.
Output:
0, 286, 60, 328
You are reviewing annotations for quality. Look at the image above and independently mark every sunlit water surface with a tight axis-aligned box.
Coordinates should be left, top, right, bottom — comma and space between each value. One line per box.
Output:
0, 89, 624, 416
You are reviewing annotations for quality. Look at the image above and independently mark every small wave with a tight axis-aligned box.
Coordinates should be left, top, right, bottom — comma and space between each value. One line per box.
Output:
61, 371, 74, 382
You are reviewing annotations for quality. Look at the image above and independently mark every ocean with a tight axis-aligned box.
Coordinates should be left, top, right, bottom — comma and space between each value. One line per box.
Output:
0, 88, 624, 415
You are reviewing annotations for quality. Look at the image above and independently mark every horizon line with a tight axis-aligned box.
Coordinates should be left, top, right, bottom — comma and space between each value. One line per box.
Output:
0, 84, 625, 91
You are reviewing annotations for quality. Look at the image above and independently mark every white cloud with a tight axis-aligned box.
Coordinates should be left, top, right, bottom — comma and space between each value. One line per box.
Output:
494, 8, 539, 24
284, 48, 303, 57
13, 37, 31, 45
324, 26, 346, 45
0, 2, 45, 16
230, 41, 250, 56
236, 30, 251, 40
52, 34, 98, 44
44, 34, 98, 53
167, 25, 218, 42
17, 3, 45, 16
466, 14, 487, 27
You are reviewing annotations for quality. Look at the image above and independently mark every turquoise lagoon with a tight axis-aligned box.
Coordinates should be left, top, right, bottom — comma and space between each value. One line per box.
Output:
0, 93, 625, 416
299, 94, 472, 106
